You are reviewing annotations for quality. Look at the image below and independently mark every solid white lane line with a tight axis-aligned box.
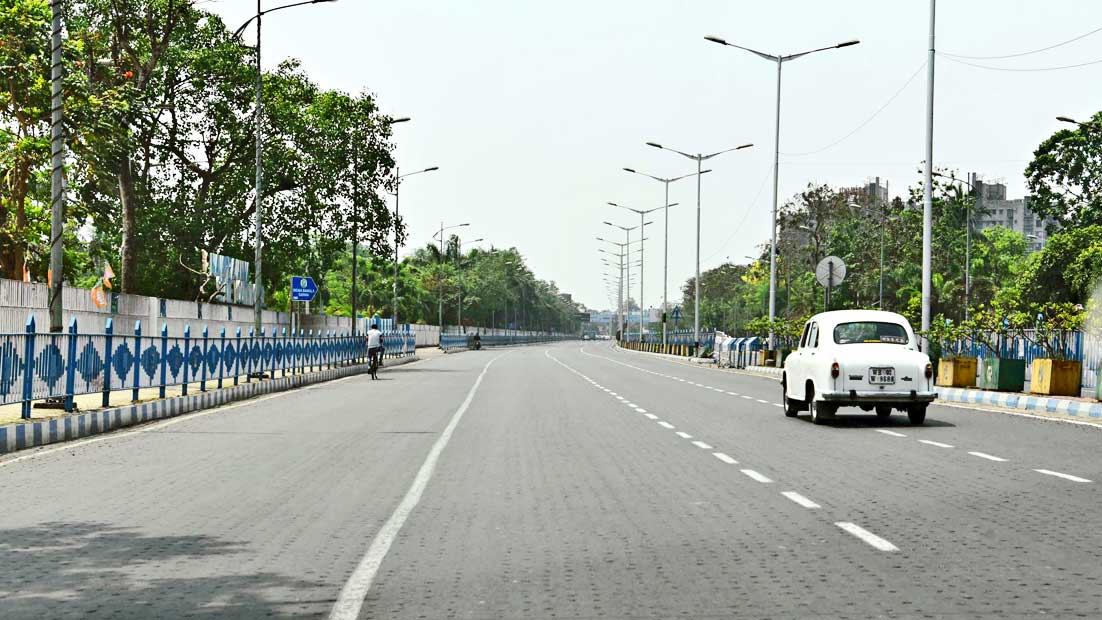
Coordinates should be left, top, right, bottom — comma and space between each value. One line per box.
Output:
968, 451, 1008, 462
691, 440, 714, 450
712, 452, 738, 464
740, 469, 773, 483
918, 439, 954, 448
875, 430, 907, 437
657, 421, 675, 429
835, 522, 899, 552
644, 413, 659, 420
329, 354, 503, 620
781, 491, 821, 509
1035, 469, 1092, 483
675, 431, 693, 439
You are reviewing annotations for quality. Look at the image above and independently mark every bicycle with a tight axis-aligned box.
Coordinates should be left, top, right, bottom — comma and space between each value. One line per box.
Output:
368, 347, 382, 380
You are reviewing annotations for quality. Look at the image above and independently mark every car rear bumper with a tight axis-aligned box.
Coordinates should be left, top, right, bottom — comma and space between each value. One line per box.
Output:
821, 390, 937, 405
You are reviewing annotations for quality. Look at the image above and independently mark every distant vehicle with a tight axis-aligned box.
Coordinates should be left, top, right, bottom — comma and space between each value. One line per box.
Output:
781, 310, 935, 425
582, 334, 592, 340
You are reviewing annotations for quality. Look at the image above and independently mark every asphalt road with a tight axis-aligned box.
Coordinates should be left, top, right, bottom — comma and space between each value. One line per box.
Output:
1, 342, 1100, 619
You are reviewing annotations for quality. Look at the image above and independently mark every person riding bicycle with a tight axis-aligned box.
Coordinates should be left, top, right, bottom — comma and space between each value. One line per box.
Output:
366, 323, 384, 370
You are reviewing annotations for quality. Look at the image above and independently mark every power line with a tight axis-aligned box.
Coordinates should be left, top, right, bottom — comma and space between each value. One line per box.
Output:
941, 24, 1102, 60
781, 61, 927, 158
941, 53, 1102, 72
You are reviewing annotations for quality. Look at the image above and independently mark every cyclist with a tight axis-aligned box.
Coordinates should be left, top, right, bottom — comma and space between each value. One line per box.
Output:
366, 323, 384, 378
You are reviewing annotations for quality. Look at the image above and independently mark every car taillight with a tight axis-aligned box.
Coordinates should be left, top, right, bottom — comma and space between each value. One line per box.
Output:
925, 363, 933, 379
831, 362, 840, 379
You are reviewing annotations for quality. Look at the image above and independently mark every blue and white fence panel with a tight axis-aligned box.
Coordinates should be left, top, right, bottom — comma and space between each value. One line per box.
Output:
1, 316, 415, 419
949, 329, 1100, 389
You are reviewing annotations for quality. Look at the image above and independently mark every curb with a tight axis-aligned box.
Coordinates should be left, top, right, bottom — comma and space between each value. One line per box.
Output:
0, 355, 419, 456
935, 386, 1102, 420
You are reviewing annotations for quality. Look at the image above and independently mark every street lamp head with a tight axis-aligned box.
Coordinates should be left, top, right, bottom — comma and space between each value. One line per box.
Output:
387, 116, 411, 124
836, 39, 860, 48
425, 166, 440, 172
737, 143, 753, 150
607, 202, 619, 207
602, 221, 614, 226
623, 167, 637, 173
1056, 116, 1078, 124
645, 142, 663, 149
704, 35, 728, 45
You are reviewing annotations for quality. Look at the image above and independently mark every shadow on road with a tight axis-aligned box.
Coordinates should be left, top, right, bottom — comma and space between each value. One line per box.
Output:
791, 414, 956, 429
0, 521, 329, 619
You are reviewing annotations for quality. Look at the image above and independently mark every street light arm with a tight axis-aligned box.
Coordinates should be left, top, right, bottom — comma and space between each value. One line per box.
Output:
645, 141, 698, 160
701, 143, 754, 160
233, 0, 338, 37
781, 39, 860, 62
671, 169, 712, 182
398, 166, 440, 180
704, 35, 779, 61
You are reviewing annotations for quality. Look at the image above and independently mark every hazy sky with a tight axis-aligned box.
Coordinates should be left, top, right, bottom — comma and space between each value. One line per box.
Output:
206, 0, 1102, 311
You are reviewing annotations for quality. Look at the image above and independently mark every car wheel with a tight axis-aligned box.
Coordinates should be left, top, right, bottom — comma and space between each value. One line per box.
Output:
782, 380, 799, 417
908, 404, 927, 425
810, 400, 834, 425
875, 405, 892, 419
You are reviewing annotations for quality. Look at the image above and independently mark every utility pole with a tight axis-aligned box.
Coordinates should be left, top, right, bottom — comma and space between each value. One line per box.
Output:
48, 0, 65, 333
921, 0, 937, 342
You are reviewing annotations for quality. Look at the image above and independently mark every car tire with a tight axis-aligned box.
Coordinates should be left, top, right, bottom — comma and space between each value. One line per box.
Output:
782, 379, 799, 417
810, 400, 834, 425
908, 404, 927, 425
875, 405, 892, 419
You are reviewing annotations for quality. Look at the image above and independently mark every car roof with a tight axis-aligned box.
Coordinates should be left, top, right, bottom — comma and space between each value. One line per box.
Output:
807, 310, 913, 330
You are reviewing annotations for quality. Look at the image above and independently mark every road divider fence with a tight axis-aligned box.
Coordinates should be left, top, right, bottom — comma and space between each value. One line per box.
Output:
3, 315, 415, 418
440, 332, 575, 352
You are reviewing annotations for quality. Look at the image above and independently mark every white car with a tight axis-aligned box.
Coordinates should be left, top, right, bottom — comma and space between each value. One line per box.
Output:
782, 310, 936, 425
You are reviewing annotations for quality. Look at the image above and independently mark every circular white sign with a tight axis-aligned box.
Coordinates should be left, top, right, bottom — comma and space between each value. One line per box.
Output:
815, 255, 846, 288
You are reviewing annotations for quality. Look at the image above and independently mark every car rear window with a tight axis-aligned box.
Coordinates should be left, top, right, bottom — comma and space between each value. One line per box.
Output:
833, 322, 909, 345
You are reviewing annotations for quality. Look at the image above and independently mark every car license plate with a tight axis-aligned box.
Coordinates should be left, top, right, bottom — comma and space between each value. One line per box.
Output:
869, 367, 895, 384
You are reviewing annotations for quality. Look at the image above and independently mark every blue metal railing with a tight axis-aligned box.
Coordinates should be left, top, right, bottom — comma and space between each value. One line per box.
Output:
1, 316, 416, 418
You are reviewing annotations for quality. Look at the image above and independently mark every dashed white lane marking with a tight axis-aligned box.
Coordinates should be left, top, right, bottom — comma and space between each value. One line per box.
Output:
1034, 469, 1092, 483
781, 491, 821, 509
623, 402, 635, 407
691, 440, 714, 450
875, 429, 907, 437
740, 469, 773, 483
616, 396, 625, 401
329, 354, 504, 620
741, 395, 753, 400
675, 431, 693, 439
772, 403, 785, 408
634, 407, 647, 413
835, 522, 899, 552
756, 399, 769, 404
918, 439, 954, 448
727, 391, 738, 395
657, 421, 675, 429
968, 451, 1008, 462
712, 452, 738, 464
644, 413, 659, 420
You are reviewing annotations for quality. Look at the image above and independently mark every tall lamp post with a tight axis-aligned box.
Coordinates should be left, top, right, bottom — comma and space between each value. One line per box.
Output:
609, 203, 668, 342
930, 172, 982, 320
623, 167, 709, 349
705, 34, 858, 350
47, 0, 64, 333
455, 237, 483, 330
434, 222, 470, 330
234, 0, 339, 333
350, 116, 409, 335
603, 222, 647, 341
599, 238, 645, 339
645, 141, 752, 355
391, 163, 438, 329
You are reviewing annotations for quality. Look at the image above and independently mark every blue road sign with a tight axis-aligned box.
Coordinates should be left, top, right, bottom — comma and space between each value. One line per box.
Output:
290, 276, 318, 302
671, 306, 683, 321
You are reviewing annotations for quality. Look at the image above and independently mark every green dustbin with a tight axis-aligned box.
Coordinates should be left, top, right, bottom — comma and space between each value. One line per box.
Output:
980, 357, 1026, 392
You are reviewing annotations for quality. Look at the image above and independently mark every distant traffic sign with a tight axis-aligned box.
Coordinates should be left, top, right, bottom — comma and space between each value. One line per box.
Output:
671, 306, 683, 320
290, 276, 318, 302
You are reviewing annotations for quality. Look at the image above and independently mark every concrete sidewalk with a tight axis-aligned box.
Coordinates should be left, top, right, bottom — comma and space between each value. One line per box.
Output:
0, 354, 420, 455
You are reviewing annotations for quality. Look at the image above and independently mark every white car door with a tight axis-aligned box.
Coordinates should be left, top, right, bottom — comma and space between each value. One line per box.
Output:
786, 322, 811, 400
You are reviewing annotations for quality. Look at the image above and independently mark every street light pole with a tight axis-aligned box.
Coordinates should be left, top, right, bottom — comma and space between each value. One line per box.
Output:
645, 141, 752, 355
704, 34, 859, 350
434, 221, 470, 331
456, 238, 483, 330
609, 203, 668, 343
390, 161, 436, 329
623, 168, 709, 349
47, 0, 64, 333
235, 0, 338, 333
922, 0, 937, 341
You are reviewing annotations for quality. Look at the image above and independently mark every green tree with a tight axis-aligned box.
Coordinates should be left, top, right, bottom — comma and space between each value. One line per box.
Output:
1026, 111, 1102, 228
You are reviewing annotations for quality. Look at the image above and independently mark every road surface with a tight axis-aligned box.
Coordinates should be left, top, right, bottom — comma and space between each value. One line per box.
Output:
1, 342, 1100, 619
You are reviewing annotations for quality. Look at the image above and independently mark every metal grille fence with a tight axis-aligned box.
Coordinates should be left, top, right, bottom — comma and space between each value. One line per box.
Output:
2, 316, 416, 418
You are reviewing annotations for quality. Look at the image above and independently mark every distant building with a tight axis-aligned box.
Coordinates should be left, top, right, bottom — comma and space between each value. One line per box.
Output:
967, 173, 1057, 253
840, 176, 890, 206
